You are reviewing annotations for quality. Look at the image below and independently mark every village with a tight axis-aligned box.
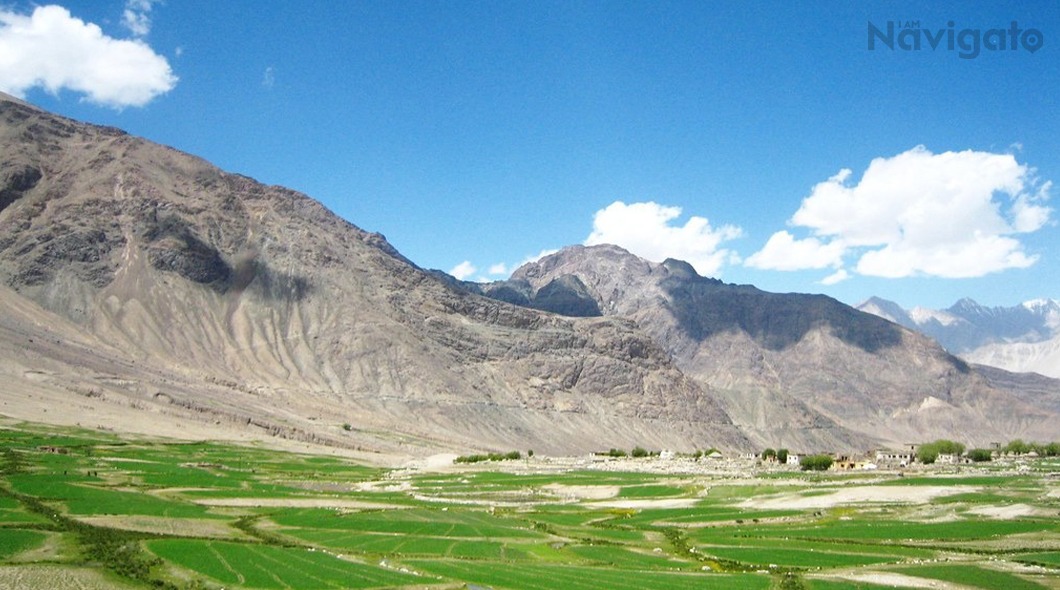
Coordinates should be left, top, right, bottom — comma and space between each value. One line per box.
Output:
450, 440, 1058, 478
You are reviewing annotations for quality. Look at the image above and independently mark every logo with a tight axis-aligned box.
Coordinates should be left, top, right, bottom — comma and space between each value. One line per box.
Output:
868, 20, 1044, 59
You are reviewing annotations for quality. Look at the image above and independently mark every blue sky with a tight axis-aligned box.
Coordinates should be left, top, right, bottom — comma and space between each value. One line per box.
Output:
1, 1, 1057, 309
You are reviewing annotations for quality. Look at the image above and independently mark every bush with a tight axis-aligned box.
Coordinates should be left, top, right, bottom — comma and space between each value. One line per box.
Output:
1004, 439, 1031, 455
762, 448, 776, 461
606, 448, 627, 458
799, 454, 833, 471
630, 446, 649, 458
454, 451, 521, 464
917, 444, 939, 464
967, 448, 993, 462
776, 448, 789, 463
933, 439, 965, 455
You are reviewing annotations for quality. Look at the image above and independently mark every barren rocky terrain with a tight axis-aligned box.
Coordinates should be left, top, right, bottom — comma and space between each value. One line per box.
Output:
1, 91, 1057, 461
475, 245, 1060, 450
0, 92, 746, 461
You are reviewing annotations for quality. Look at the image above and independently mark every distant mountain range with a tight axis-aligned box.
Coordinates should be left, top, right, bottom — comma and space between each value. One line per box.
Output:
1, 91, 1057, 460
857, 297, 1060, 378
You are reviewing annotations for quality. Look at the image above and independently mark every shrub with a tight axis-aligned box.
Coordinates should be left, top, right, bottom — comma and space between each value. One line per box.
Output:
933, 439, 965, 455
630, 446, 649, 458
918, 439, 966, 464
967, 448, 993, 462
917, 444, 939, 464
776, 448, 789, 463
453, 451, 521, 464
799, 454, 833, 471
1004, 439, 1031, 455
762, 448, 776, 461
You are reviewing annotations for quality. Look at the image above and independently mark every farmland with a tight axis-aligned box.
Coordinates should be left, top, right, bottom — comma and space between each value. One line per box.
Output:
0, 421, 1058, 589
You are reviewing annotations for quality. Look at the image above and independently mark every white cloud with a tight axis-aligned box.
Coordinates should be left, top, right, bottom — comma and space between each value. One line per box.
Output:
747, 146, 1052, 279
585, 201, 742, 276
745, 231, 845, 271
821, 268, 850, 285
122, 0, 159, 37
0, 5, 176, 108
262, 66, 275, 89
488, 263, 508, 276
449, 260, 477, 280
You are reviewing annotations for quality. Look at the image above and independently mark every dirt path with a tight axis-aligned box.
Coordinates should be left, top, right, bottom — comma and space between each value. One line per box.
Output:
738, 485, 973, 509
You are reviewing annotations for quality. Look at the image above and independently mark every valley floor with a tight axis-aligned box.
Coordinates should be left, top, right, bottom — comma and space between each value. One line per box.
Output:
0, 419, 1058, 590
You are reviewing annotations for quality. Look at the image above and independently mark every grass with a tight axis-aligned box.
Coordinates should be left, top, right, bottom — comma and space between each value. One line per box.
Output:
148, 539, 422, 589
1015, 552, 1060, 567
2, 421, 1059, 590
408, 559, 773, 590
0, 528, 47, 559
733, 517, 1055, 541
617, 484, 689, 498
698, 545, 907, 569
269, 506, 544, 538
894, 564, 1048, 590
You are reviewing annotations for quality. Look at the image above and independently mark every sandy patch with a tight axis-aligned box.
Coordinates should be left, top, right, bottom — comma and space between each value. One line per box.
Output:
739, 485, 973, 510
190, 497, 407, 509
75, 515, 243, 539
0, 565, 141, 589
401, 453, 459, 470
354, 480, 413, 493
965, 503, 1043, 519
823, 572, 953, 588
543, 484, 620, 500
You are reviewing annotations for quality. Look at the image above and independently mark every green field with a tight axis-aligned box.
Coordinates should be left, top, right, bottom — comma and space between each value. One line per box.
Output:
1, 421, 1058, 589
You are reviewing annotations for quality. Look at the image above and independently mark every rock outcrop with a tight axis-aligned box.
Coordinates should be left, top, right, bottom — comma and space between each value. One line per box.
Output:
0, 92, 747, 458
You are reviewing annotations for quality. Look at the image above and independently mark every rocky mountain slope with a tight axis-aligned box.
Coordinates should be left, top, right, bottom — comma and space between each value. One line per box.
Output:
858, 297, 1060, 378
0, 92, 746, 459
471, 246, 1060, 449
1, 92, 1056, 459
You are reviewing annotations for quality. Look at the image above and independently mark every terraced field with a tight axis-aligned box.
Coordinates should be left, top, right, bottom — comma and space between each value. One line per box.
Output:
1, 421, 1058, 589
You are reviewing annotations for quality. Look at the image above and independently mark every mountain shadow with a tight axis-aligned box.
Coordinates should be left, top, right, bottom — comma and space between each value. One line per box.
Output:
660, 273, 905, 353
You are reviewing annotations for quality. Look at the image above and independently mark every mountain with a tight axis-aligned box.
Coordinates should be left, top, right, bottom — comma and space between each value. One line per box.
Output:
0, 91, 747, 459
1, 93, 1056, 460
857, 297, 1060, 378
471, 246, 1060, 449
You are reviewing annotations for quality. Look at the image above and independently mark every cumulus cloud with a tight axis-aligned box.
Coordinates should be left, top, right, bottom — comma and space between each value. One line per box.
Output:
745, 231, 845, 271
821, 268, 850, 286
747, 146, 1052, 280
0, 5, 177, 108
585, 201, 742, 276
449, 261, 477, 280
122, 0, 160, 37
488, 263, 508, 276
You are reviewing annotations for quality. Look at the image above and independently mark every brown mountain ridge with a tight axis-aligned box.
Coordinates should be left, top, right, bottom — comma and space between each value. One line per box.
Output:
1, 92, 1056, 461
